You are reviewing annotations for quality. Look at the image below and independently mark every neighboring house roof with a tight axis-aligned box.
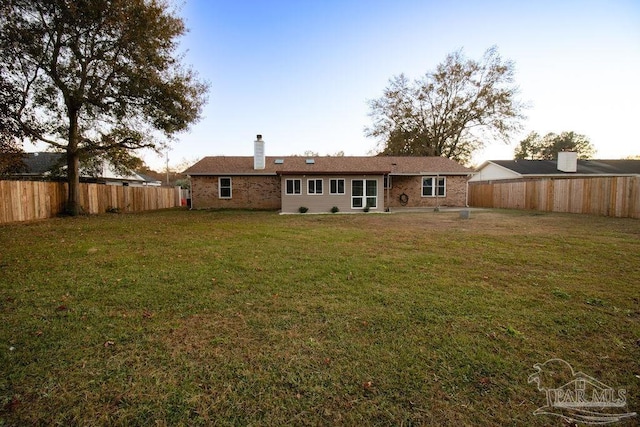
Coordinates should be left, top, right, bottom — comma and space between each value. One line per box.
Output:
136, 173, 163, 185
185, 156, 473, 176
471, 159, 640, 182
21, 152, 66, 175
490, 159, 640, 175
14, 152, 149, 183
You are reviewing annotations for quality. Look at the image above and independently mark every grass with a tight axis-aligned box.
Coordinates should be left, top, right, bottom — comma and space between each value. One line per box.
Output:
0, 208, 639, 426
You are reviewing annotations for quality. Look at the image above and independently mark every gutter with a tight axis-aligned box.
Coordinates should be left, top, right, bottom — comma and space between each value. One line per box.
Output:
185, 172, 278, 176
277, 170, 391, 176
471, 173, 640, 183
399, 172, 472, 176
523, 173, 640, 178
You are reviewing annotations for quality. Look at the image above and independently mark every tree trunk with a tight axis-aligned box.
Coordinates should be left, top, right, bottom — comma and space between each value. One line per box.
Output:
65, 111, 81, 216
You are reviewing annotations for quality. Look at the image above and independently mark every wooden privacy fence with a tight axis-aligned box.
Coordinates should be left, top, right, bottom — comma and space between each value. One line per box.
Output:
0, 180, 180, 224
469, 176, 640, 219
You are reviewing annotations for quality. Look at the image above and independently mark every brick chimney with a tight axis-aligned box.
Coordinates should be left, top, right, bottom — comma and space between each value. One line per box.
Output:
254, 134, 265, 170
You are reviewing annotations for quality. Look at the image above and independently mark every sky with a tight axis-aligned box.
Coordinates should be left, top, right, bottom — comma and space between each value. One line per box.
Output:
141, 0, 640, 169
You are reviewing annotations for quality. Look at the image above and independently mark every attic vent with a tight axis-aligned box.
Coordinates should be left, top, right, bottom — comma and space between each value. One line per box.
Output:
305, 158, 315, 164
274, 159, 284, 164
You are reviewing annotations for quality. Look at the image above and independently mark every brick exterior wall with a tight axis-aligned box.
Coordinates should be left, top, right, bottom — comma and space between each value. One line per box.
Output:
191, 175, 280, 209
387, 175, 468, 208
191, 174, 468, 210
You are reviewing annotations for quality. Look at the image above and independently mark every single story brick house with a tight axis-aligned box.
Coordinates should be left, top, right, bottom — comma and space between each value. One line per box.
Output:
184, 136, 473, 213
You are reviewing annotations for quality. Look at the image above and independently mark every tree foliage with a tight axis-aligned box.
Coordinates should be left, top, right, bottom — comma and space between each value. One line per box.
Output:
0, 72, 26, 175
0, 0, 208, 214
366, 47, 525, 164
514, 131, 595, 160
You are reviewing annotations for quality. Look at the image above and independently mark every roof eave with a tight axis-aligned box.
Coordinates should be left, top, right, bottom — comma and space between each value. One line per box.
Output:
186, 172, 278, 176
523, 173, 640, 178
413, 171, 475, 176
277, 170, 390, 176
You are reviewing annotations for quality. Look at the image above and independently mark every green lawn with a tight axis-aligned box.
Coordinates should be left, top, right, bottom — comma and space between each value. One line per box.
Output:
1, 209, 639, 426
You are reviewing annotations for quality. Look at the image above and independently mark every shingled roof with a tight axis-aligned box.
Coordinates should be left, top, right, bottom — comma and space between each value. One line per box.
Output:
21, 152, 66, 174
184, 156, 472, 176
489, 159, 640, 176
13, 152, 154, 183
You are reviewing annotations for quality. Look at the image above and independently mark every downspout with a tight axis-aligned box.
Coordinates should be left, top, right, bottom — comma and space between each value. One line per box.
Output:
188, 175, 194, 210
385, 174, 390, 212
435, 173, 440, 211
465, 174, 470, 207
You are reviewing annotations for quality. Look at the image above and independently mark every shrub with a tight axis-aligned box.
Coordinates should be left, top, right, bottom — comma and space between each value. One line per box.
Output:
298, 206, 309, 213
331, 206, 339, 213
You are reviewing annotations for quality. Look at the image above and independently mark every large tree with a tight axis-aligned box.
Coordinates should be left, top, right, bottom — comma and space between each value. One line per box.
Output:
0, 0, 208, 214
0, 72, 26, 175
366, 47, 525, 164
514, 131, 595, 160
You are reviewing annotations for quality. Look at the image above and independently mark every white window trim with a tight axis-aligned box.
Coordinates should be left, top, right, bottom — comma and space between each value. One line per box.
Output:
351, 179, 378, 209
330, 178, 345, 195
422, 176, 446, 197
307, 178, 323, 195
285, 178, 302, 195
219, 177, 232, 199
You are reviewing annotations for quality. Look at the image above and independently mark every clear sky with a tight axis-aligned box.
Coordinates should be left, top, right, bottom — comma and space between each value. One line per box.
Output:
144, 0, 640, 169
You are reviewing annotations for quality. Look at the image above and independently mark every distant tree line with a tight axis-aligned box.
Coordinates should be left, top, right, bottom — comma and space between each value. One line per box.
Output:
514, 131, 595, 160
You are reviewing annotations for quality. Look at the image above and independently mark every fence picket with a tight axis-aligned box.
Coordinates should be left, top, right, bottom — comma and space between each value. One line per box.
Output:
469, 177, 640, 219
0, 180, 179, 224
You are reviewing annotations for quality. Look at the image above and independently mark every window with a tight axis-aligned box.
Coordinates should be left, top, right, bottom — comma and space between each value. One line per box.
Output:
351, 179, 377, 209
219, 177, 232, 198
286, 179, 301, 195
307, 179, 323, 195
366, 180, 377, 208
422, 176, 446, 197
330, 178, 345, 195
